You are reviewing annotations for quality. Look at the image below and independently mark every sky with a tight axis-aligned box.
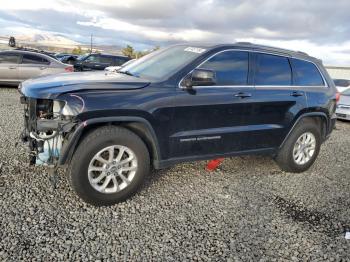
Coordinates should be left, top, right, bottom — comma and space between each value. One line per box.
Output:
1, 0, 350, 65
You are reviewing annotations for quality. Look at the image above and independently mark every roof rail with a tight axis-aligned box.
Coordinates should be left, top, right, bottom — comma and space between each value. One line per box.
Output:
13, 47, 57, 58
297, 50, 309, 56
235, 42, 252, 45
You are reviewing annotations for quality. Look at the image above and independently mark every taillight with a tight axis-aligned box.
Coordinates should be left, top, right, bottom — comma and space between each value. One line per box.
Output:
336, 92, 340, 104
65, 66, 74, 72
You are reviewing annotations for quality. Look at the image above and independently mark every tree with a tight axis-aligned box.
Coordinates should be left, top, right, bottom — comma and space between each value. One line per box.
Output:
121, 45, 161, 59
121, 45, 135, 58
71, 46, 84, 55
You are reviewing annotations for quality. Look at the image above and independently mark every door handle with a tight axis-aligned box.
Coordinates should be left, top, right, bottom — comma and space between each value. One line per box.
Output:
40, 66, 47, 70
8, 66, 17, 69
234, 92, 252, 98
291, 91, 304, 97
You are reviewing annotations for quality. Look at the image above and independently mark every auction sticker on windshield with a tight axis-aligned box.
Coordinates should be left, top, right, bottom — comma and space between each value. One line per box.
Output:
184, 47, 206, 53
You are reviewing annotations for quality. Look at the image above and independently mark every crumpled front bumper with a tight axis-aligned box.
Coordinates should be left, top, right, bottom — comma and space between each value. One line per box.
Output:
20, 95, 77, 166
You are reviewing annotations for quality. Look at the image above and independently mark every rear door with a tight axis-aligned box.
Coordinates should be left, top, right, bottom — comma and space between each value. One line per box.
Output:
18, 54, 51, 80
170, 50, 255, 158
99, 55, 114, 69
243, 53, 308, 150
0, 52, 20, 83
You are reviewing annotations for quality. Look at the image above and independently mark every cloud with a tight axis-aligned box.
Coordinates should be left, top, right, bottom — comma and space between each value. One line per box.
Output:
1, 0, 350, 65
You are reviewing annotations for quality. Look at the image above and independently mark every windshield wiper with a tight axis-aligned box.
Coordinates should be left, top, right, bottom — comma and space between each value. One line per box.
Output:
118, 70, 137, 77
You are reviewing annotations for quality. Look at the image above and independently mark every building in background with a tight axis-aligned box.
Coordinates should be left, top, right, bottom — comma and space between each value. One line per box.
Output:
326, 66, 350, 80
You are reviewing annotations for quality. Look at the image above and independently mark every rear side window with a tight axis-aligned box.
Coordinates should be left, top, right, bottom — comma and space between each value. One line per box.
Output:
114, 57, 129, 66
291, 59, 324, 86
255, 54, 292, 85
22, 54, 49, 65
0, 53, 19, 64
100, 56, 113, 63
199, 51, 248, 85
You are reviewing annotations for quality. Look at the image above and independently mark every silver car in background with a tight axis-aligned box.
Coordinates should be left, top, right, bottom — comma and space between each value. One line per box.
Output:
0, 50, 73, 86
336, 87, 350, 121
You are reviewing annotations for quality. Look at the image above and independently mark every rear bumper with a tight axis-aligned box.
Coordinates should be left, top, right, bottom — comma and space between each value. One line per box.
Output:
336, 107, 350, 121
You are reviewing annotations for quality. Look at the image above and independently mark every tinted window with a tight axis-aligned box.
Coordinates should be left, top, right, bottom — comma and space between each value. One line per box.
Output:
85, 55, 99, 62
291, 59, 324, 86
22, 54, 49, 64
333, 79, 350, 87
199, 51, 248, 85
114, 57, 129, 66
100, 56, 113, 63
0, 53, 19, 64
255, 54, 292, 85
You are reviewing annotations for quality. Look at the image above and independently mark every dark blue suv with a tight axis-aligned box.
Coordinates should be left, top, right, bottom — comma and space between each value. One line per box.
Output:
19, 43, 337, 206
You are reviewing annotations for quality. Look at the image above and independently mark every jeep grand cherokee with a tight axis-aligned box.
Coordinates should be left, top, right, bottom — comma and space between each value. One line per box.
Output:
19, 43, 337, 206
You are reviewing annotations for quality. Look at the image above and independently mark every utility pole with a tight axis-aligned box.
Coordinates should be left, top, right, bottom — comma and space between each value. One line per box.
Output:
90, 34, 93, 53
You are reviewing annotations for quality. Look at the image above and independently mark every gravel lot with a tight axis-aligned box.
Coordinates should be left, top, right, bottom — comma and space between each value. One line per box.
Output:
0, 87, 349, 261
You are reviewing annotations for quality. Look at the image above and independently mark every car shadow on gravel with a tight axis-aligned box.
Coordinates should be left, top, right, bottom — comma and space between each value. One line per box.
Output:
273, 195, 349, 238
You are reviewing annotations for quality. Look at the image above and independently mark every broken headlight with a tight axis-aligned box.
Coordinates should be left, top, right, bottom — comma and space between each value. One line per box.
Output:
53, 94, 85, 117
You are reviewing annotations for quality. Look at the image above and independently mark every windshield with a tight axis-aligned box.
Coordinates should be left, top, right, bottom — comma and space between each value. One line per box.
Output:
342, 88, 350, 96
119, 45, 207, 81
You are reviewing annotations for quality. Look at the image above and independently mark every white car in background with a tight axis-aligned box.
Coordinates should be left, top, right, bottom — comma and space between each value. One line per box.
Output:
104, 59, 136, 72
336, 87, 350, 121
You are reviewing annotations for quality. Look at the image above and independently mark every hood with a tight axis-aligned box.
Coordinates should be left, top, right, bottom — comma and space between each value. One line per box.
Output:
20, 71, 150, 99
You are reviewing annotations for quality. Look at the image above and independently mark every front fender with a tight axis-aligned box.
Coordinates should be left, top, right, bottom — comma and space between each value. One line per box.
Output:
58, 116, 161, 166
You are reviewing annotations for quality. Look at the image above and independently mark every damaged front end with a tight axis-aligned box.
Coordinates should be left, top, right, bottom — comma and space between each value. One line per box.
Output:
20, 94, 79, 166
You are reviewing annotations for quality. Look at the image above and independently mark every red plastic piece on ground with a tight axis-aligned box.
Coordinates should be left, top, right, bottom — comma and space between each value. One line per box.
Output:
206, 158, 225, 171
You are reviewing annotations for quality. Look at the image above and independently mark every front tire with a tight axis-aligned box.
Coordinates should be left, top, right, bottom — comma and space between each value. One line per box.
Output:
275, 119, 321, 173
69, 126, 150, 206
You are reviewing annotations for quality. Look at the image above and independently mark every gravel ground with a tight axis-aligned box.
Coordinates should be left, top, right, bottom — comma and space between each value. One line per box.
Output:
0, 87, 349, 261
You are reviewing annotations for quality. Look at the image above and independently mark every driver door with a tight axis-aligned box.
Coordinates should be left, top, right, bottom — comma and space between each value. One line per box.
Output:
82, 54, 101, 70
169, 50, 255, 158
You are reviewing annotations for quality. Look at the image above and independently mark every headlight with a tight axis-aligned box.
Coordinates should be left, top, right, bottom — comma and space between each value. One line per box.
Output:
53, 94, 85, 116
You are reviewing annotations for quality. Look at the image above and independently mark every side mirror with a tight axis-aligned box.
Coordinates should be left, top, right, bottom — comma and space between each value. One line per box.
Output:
184, 69, 216, 88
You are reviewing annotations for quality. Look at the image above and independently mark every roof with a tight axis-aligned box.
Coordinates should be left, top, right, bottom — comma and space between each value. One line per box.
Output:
0, 49, 58, 60
178, 42, 320, 62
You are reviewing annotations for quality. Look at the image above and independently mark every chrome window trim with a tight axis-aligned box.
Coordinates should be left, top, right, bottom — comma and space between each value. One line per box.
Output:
178, 48, 328, 89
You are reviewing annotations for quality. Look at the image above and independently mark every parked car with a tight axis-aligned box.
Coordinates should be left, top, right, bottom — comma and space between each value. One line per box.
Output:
104, 59, 136, 72
74, 53, 130, 71
19, 43, 337, 206
333, 78, 350, 93
55, 53, 78, 65
336, 87, 350, 120
0, 50, 73, 85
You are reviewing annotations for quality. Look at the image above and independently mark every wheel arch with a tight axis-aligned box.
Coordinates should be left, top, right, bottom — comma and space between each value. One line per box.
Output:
59, 116, 161, 167
279, 112, 329, 149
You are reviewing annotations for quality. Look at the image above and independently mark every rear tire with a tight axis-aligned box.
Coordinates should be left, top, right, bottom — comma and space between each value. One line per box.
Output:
69, 126, 150, 206
275, 119, 321, 173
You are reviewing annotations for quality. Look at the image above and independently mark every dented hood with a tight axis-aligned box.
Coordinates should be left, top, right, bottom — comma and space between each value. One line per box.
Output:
20, 71, 150, 99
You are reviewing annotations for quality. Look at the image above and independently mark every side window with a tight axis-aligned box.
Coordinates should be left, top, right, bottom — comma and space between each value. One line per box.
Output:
114, 57, 128, 66
0, 53, 19, 64
100, 56, 113, 64
255, 54, 292, 85
199, 51, 248, 85
291, 59, 324, 86
22, 54, 49, 65
85, 55, 99, 62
